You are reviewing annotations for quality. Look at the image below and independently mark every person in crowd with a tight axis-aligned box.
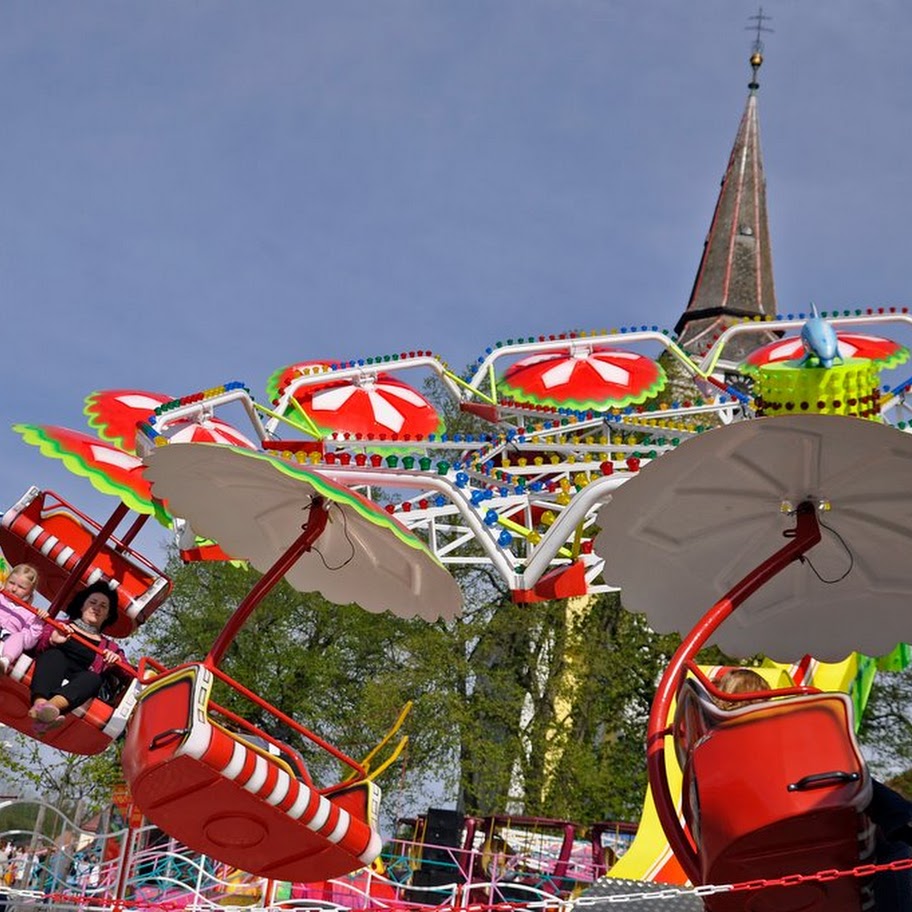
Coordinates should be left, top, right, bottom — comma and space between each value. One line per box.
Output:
480, 835, 515, 880
0, 841, 7, 912
44, 841, 73, 897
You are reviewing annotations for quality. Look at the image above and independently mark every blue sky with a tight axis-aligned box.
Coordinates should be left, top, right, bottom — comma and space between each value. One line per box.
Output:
2, 1, 911, 555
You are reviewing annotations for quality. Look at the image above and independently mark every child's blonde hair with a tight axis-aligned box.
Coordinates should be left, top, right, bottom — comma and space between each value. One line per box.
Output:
713, 668, 770, 711
5, 563, 39, 600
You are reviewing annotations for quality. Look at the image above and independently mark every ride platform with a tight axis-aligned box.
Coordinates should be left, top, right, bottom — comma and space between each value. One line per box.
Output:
580, 877, 702, 910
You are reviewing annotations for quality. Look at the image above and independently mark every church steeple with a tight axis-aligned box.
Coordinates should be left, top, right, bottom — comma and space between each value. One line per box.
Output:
673, 11, 778, 362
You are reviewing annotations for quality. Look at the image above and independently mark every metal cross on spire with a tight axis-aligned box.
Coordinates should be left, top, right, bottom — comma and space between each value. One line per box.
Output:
746, 7, 774, 91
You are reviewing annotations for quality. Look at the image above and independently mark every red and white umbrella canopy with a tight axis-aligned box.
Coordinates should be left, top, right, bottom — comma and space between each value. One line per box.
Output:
266, 360, 336, 404
307, 375, 443, 437
85, 388, 258, 451
272, 364, 445, 439
13, 424, 167, 523
741, 333, 909, 374
167, 416, 258, 449
85, 390, 171, 453
499, 347, 666, 411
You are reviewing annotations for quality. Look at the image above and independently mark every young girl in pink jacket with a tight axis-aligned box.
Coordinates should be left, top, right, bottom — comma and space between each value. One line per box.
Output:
0, 563, 43, 674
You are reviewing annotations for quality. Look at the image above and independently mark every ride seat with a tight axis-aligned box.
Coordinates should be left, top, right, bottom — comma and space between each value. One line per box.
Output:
122, 663, 383, 883
0, 650, 140, 755
0, 487, 170, 637
674, 677, 875, 912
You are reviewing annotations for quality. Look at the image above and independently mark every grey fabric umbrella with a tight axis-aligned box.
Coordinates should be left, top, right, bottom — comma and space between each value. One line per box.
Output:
594, 415, 912, 662
145, 442, 462, 621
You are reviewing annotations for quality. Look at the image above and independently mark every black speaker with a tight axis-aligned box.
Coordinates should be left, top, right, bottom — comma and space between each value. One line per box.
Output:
423, 808, 463, 849
407, 807, 466, 901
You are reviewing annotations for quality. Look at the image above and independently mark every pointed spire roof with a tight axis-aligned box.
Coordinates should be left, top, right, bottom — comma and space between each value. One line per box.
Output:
673, 45, 778, 361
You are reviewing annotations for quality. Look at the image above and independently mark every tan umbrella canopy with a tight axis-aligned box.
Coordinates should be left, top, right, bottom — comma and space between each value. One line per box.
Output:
144, 442, 462, 621
594, 414, 912, 662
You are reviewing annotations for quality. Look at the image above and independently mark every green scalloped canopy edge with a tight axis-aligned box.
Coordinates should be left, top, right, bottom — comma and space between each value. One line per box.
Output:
265, 365, 290, 405
498, 372, 667, 412
13, 423, 171, 527
265, 363, 335, 405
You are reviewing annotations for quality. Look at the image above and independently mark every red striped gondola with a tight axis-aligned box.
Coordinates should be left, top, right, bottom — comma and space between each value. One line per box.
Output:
119, 441, 458, 882
122, 662, 382, 883
0, 488, 170, 754
0, 487, 170, 637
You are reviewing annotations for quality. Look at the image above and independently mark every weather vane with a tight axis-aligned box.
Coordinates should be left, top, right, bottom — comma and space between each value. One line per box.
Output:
746, 7, 774, 91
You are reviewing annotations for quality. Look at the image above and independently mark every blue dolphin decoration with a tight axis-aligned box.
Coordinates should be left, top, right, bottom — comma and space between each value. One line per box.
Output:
800, 305, 841, 368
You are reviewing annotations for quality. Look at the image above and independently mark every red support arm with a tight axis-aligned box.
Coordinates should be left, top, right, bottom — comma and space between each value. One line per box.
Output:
205, 497, 328, 668
646, 501, 822, 884
48, 501, 131, 615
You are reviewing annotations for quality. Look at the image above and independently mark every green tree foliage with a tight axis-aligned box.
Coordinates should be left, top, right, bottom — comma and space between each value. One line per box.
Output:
0, 737, 121, 825
0, 799, 46, 836
859, 663, 912, 781
141, 556, 456, 800
141, 550, 688, 826
378, 369, 692, 820
534, 594, 681, 821
141, 555, 545, 814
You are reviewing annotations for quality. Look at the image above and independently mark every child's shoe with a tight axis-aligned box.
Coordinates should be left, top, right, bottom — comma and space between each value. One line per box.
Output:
35, 703, 61, 724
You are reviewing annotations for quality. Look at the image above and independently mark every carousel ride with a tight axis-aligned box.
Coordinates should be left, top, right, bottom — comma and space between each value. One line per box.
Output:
3, 308, 912, 909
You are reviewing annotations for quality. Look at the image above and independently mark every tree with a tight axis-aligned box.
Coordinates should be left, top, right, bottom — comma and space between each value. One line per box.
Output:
533, 593, 681, 821
392, 370, 694, 820
140, 541, 692, 827
859, 662, 912, 783
0, 736, 121, 826
141, 555, 460, 804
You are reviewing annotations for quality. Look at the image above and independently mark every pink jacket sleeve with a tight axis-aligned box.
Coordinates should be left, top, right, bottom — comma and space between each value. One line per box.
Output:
25, 612, 45, 647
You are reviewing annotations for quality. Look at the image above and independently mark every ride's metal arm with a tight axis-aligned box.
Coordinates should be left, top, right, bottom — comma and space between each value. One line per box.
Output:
646, 501, 822, 884
521, 473, 628, 588
205, 499, 329, 668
